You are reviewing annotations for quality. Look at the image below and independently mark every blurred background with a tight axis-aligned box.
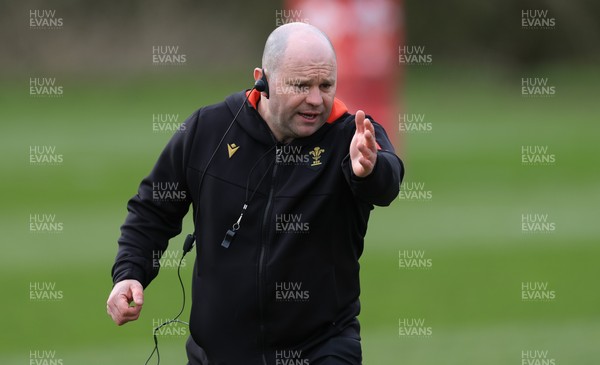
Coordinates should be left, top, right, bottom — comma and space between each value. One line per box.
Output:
1, 0, 599, 363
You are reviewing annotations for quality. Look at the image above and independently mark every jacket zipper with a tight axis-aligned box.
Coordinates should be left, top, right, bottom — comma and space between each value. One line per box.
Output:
258, 144, 280, 365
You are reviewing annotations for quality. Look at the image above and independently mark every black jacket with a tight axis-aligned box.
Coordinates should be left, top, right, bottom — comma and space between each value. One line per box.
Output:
112, 90, 404, 364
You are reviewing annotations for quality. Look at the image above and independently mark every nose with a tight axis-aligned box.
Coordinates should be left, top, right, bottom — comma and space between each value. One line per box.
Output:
305, 86, 323, 107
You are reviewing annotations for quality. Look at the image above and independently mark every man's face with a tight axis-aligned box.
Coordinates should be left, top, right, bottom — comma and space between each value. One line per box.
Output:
263, 40, 337, 142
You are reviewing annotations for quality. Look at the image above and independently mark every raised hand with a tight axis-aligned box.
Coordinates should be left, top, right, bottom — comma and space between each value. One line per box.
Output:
350, 110, 377, 177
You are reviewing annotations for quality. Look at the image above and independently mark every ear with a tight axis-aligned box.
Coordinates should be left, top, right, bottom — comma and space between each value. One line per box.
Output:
253, 68, 269, 99
253, 67, 263, 83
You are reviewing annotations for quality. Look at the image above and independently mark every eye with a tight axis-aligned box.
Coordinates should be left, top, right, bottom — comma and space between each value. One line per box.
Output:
287, 81, 300, 88
291, 82, 309, 94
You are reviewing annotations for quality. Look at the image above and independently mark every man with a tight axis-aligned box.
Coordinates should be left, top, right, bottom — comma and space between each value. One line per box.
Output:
107, 22, 404, 365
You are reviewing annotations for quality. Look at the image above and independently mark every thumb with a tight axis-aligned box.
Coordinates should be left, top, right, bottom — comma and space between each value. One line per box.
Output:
131, 282, 144, 306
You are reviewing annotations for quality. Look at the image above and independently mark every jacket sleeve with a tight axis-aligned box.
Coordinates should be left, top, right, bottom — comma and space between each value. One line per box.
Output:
111, 111, 198, 287
341, 117, 404, 207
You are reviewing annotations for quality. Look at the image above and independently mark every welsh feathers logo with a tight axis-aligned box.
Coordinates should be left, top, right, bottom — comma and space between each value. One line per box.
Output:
309, 147, 325, 166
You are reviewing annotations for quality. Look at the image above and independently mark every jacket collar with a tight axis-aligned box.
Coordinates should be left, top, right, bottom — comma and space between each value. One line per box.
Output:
225, 90, 350, 147
245, 89, 349, 124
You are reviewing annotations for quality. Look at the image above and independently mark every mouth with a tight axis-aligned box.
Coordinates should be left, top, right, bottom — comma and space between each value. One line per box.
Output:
298, 112, 320, 122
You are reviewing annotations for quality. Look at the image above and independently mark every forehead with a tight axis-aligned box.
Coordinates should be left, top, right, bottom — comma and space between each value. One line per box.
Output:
277, 33, 336, 78
280, 61, 336, 81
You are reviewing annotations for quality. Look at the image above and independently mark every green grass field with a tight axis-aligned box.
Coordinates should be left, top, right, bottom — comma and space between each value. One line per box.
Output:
1, 65, 599, 364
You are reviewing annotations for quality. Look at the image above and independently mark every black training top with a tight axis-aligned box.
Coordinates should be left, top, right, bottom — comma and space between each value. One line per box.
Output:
112, 90, 404, 364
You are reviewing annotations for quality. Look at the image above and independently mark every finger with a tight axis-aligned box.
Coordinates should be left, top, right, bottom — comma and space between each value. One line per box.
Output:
111, 311, 139, 326
119, 305, 142, 320
131, 283, 144, 306
363, 128, 377, 152
363, 120, 376, 151
106, 292, 126, 318
108, 300, 142, 325
358, 143, 375, 161
359, 156, 374, 171
107, 301, 124, 324
355, 110, 365, 134
364, 118, 376, 139
109, 292, 139, 317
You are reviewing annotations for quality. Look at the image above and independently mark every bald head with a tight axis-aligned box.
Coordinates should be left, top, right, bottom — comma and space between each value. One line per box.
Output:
254, 23, 338, 143
262, 23, 336, 76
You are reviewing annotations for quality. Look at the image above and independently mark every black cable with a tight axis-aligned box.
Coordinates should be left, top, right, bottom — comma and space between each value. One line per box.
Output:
220, 144, 278, 249
245, 145, 277, 203
144, 87, 278, 362
144, 89, 256, 364
144, 253, 189, 365
191, 88, 256, 240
